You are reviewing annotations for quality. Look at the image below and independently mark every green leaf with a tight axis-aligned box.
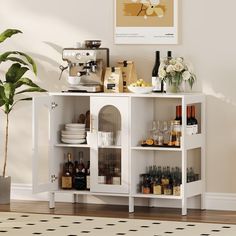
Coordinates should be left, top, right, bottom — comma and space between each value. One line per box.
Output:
15, 77, 41, 89
6, 63, 29, 83
0, 29, 22, 43
0, 86, 6, 107
3, 57, 28, 65
4, 83, 15, 105
0, 51, 37, 74
16, 87, 46, 95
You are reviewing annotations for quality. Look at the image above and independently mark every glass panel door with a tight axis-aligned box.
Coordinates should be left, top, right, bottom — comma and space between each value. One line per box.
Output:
90, 97, 129, 194
98, 105, 122, 185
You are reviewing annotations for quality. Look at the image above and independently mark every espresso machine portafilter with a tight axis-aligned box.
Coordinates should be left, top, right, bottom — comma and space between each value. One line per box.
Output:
60, 47, 109, 92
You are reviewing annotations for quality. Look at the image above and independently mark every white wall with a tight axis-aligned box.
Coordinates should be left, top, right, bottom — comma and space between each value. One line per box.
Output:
1, 0, 236, 195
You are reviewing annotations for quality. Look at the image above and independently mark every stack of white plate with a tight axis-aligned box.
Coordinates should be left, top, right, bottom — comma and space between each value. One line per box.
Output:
61, 123, 86, 144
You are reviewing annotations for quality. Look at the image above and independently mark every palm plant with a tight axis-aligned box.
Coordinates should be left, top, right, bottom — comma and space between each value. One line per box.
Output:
0, 29, 46, 178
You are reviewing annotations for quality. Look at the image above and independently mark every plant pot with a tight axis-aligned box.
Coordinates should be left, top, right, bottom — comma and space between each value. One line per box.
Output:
0, 176, 11, 204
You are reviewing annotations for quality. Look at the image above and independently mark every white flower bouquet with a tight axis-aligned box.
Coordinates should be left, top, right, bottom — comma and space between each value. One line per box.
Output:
158, 57, 196, 91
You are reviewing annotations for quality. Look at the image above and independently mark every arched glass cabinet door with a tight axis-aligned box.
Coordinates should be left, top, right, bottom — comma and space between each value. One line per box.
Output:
90, 97, 129, 194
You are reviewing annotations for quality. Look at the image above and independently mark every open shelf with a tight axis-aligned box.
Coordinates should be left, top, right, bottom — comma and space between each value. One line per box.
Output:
55, 143, 90, 148
131, 146, 182, 152
55, 190, 129, 197
132, 193, 182, 200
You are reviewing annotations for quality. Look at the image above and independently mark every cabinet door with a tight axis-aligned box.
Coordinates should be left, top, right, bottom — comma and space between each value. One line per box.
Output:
32, 96, 57, 193
90, 97, 129, 193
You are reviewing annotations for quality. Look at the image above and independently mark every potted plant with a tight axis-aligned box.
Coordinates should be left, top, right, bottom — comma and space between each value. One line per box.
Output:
0, 29, 46, 204
158, 56, 196, 93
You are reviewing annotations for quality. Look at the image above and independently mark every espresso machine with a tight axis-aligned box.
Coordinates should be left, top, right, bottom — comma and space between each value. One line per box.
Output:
60, 46, 109, 92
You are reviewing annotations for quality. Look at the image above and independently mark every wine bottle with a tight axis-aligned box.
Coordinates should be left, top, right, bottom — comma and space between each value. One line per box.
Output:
191, 105, 198, 134
73, 152, 86, 190
186, 106, 193, 135
162, 51, 172, 93
175, 105, 182, 125
61, 153, 74, 189
152, 51, 162, 93
167, 51, 172, 59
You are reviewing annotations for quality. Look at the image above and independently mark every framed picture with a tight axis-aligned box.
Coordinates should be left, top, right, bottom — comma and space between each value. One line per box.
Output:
114, 0, 178, 44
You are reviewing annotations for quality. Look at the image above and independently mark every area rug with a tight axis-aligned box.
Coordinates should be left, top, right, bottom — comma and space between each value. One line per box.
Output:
0, 212, 235, 236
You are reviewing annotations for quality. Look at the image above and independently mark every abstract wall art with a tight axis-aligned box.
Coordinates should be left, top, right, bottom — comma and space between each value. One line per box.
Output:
114, 0, 178, 44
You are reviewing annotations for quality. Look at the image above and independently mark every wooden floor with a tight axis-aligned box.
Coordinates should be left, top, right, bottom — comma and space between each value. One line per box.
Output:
0, 201, 236, 225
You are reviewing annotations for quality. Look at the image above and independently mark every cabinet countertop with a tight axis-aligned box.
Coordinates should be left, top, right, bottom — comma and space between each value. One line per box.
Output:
48, 92, 205, 99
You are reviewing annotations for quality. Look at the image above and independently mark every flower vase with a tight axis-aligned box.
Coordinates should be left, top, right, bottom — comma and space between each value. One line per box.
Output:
167, 81, 182, 93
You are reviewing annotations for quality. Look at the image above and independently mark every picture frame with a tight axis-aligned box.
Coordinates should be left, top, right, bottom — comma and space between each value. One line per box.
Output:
114, 0, 178, 44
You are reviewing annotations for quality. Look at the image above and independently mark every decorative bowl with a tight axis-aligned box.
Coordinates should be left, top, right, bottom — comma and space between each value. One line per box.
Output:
128, 86, 153, 94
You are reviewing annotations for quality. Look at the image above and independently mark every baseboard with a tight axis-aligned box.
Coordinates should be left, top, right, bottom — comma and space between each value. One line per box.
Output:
11, 184, 236, 211
205, 192, 236, 211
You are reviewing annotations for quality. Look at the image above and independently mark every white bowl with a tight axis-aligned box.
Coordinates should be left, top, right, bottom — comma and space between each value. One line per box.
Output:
128, 86, 153, 94
61, 134, 86, 139
67, 76, 81, 86
61, 130, 85, 135
61, 138, 86, 144
65, 127, 85, 131
65, 123, 85, 128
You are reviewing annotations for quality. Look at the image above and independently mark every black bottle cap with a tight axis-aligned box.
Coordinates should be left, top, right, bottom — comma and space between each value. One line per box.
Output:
167, 51, 172, 58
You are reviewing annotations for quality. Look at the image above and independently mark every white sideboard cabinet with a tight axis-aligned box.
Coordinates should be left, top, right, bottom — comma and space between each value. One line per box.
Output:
32, 92, 205, 215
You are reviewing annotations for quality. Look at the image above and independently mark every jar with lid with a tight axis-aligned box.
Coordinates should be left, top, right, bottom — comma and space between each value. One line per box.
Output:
141, 174, 151, 194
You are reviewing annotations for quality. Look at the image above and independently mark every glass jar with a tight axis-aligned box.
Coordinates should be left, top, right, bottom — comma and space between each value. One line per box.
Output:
168, 121, 176, 146
173, 120, 181, 147
141, 174, 151, 194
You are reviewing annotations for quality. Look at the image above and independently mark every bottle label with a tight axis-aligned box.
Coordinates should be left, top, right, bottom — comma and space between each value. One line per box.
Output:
173, 186, 181, 196
152, 76, 162, 91
153, 185, 162, 195
74, 175, 86, 190
186, 125, 193, 135
192, 124, 198, 134
61, 176, 72, 189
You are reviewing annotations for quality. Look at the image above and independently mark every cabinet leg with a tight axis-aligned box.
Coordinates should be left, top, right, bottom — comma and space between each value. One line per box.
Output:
181, 198, 187, 216
73, 194, 77, 204
49, 192, 55, 209
129, 197, 134, 213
